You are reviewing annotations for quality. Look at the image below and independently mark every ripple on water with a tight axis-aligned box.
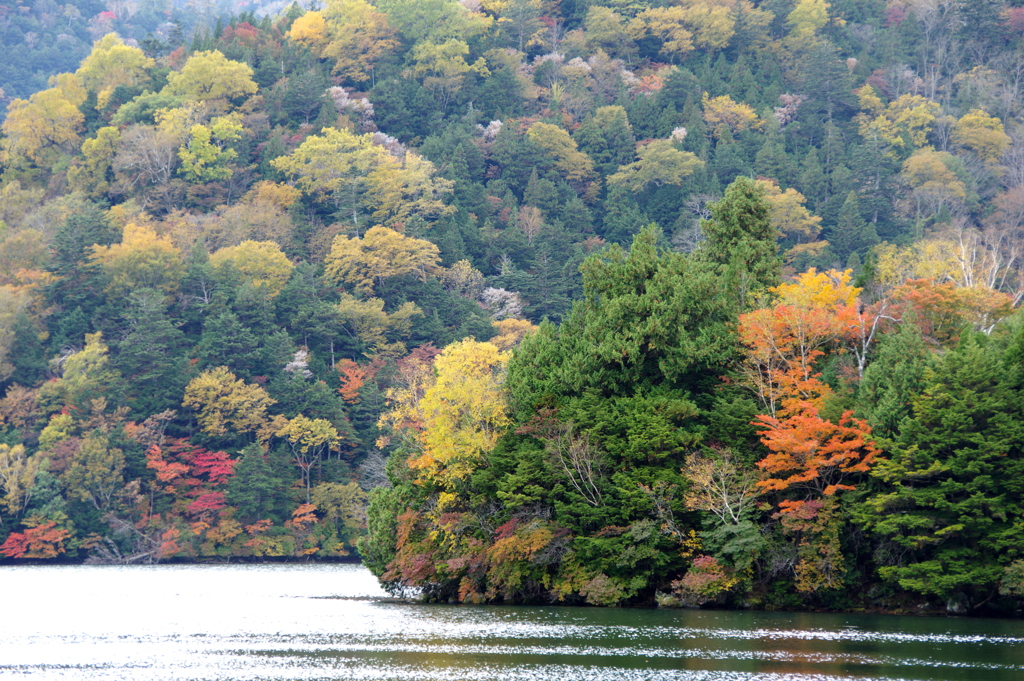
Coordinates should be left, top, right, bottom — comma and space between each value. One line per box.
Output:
1, 564, 1022, 681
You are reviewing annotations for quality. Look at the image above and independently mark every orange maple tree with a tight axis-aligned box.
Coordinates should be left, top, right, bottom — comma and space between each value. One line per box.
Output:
0, 520, 72, 559
335, 357, 384, 404
739, 269, 878, 517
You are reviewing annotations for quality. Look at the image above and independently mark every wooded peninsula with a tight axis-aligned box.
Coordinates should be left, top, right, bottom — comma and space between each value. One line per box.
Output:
1, 0, 1023, 616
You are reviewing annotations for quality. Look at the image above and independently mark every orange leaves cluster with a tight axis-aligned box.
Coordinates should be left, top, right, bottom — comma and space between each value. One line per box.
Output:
335, 357, 384, 404
739, 268, 862, 417
754, 409, 877, 498
0, 520, 72, 559
739, 269, 878, 515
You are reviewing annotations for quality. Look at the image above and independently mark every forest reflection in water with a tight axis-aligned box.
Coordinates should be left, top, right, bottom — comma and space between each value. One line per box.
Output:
1, 563, 1021, 680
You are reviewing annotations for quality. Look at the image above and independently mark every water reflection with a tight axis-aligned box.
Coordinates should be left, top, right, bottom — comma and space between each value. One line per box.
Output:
1, 564, 1021, 680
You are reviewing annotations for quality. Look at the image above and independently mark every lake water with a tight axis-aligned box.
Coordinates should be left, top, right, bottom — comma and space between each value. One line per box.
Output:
1, 564, 1021, 680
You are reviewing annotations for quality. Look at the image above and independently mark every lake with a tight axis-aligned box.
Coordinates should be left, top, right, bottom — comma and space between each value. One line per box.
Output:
1, 563, 1021, 680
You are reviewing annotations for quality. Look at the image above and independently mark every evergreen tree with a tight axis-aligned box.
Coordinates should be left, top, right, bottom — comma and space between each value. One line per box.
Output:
859, 335, 1024, 608
827, 191, 879, 261
115, 288, 191, 417
698, 176, 781, 309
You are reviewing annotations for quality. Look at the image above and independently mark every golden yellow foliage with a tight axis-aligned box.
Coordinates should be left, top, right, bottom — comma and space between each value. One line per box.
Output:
183, 366, 276, 437
489, 318, 537, 352
75, 33, 155, 109
772, 267, 859, 311
90, 222, 185, 296
209, 240, 295, 298
287, 11, 329, 50
409, 339, 510, 496
701, 92, 761, 139
756, 179, 822, 243
952, 109, 1011, 162
324, 226, 440, 294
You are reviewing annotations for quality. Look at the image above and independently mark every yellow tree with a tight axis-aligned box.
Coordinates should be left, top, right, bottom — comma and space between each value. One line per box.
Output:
287, 11, 329, 50
75, 33, 155, 109
856, 87, 940, 156
607, 139, 703, 193
182, 366, 276, 438
163, 50, 258, 108
2, 86, 85, 169
319, 0, 400, 84
784, 0, 831, 51
177, 116, 243, 183
952, 109, 1011, 162
489, 318, 537, 351
702, 92, 761, 140
37, 333, 122, 419
756, 179, 823, 244
324, 226, 440, 295
90, 222, 185, 296
0, 444, 43, 517
408, 339, 510, 507
630, 7, 694, 62
68, 126, 121, 197
209, 240, 295, 299
277, 415, 341, 502
271, 127, 392, 229
406, 39, 489, 112
901, 149, 968, 218
336, 294, 422, 352
365, 152, 455, 228
526, 122, 597, 189
63, 431, 125, 511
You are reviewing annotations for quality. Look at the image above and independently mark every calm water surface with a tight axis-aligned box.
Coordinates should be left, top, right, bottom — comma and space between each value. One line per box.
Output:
1, 564, 1021, 680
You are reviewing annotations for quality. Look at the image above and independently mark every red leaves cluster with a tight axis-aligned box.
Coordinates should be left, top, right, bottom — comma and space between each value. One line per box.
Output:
146, 439, 236, 494
0, 521, 72, 559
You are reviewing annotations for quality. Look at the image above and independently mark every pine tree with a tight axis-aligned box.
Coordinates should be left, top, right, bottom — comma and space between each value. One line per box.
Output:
699, 176, 781, 309
827, 191, 879, 262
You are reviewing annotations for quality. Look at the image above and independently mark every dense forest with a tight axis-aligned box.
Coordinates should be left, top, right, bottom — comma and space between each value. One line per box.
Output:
1, 0, 1024, 615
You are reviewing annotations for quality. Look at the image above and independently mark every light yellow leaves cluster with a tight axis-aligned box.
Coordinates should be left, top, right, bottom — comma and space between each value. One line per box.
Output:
629, 1, 767, 60
702, 92, 761, 140
68, 126, 121, 197
365, 152, 456, 227
873, 241, 950, 289
183, 366, 276, 437
608, 139, 703, 193
952, 109, 1011, 162
294, 2, 400, 83
2, 86, 85, 167
755, 179, 822, 243
856, 86, 940, 154
527, 122, 596, 186
336, 294, 422, 352
406, 39, 489, 107
210, 240, 295, 298
409, 339, 510, 500
163, 50, 258, 106
784, 0, 832, 51
64, 431, 125, 510
439, 259, 486, 299
75, 33, 155, 109
901, 149, 968, 214
272, 127, 453, 228
0, 443, 43, 516
91, 222, 184, 296
325, 226, 440, 294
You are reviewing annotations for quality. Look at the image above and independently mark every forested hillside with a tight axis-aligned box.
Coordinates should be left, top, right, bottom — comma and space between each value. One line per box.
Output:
1, 0, 1023, 614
